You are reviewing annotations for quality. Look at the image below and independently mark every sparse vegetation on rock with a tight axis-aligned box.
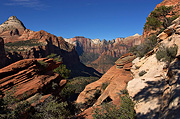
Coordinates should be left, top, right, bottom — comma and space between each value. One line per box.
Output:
139, 70, 147, 77
53, 64, 71, 79
144, 6, 178, 31
130, 35, 157, 57
156, 45, 178, 62
38, 60, 48, 68
5, 39, 44, 51
101, 82, 109, 90
92, 94, 135, 119
0, 88, 31, 119
32, 96, 72, 119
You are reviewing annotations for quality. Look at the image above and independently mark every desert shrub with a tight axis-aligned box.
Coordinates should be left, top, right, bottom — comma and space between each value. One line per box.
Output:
101, 82, 109, 90
52, 82, 58, 90
168, 37, 173, 41
5, 39, 41, 47
37, 60, 48, 68
32, 96, 71, 119
59, 83, 75, 100
86, 89, 101, 107
68, 77, 99, 94
144, 6, 175, 31
156, 45, 178, 62
129, 34, 157, 57
5, 39, 44, 52
46, 53, 57, 58
120, 89, 128, 94
46, 53, 63, 62
139, 70, 147, 77
144, 16, 162, 30
53, 55, 62, 62
0, 88, 31, 119
11, 101, 31, 119
53, 64, 71, 79
92, 94, 135, 119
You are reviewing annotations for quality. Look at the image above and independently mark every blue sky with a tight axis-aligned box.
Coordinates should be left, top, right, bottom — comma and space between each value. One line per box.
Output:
0, 0, 163, 40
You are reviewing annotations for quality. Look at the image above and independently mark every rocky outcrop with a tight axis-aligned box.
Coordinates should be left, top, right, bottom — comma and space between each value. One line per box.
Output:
0, 58, 64, 100
0, 16, 26, 43
127, 16, 180, 119
76, 53, 135, 106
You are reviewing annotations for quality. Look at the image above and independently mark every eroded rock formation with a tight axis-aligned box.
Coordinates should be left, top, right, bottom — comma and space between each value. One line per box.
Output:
127, 16, 180, 119
0, 58, 63, 100
76, 53, 135, 106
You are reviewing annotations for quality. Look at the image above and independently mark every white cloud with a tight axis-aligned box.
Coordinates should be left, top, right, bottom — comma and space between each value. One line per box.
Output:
4, 0, 49, 10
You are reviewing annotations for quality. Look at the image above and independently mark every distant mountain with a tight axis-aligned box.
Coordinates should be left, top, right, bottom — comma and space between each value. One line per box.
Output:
65, 35, 143, 73
0, 16, 101, 78
0, 16, 26, 43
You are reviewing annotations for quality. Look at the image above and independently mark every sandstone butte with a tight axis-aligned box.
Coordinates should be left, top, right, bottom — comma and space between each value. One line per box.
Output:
76, 53, 136, 118
143, 0, 180, 38
127, 16, 180, 119
64, 34, 142, 73
0, 57, 66, 105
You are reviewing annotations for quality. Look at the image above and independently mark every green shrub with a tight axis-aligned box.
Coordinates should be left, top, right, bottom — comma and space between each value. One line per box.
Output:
144, 6, 175, 31
86, 89, 101, 107
139, 70, 147, 77
68, 76, 99, 94
0, 88, 31, 119
5, 39, 44, 52
32, 96, 71, 119
120, 89, 128, 95
53, 55, 62, 62
53, 64, 71, 79
59, 83, 75, 100
52, 82, 58, 90
46, 53, 62, 62
46, 53, 57, 58
101, 82, 109, 90
144, 16, 162, 30
92, 94, 135, 119
37, 60, 48, 68
156, 45, 178, 62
